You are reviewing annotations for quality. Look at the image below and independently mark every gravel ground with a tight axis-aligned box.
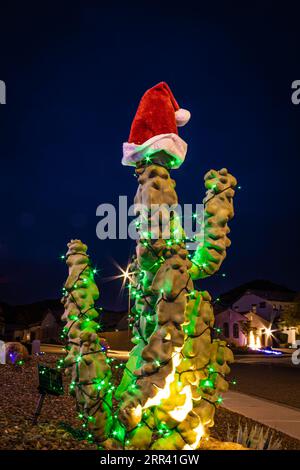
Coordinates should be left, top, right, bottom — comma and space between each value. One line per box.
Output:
229, 363, 300, 409
0, 355, 299, 450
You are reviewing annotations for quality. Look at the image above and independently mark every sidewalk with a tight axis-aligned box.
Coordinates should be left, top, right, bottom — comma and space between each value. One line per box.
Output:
222, 391, 300, 441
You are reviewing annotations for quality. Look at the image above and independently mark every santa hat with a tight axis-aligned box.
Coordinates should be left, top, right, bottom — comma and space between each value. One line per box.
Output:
122, 82, 190, 169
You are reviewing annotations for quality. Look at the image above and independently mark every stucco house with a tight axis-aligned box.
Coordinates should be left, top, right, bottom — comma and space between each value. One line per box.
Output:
215, 280, 300, 347
11, 309, 61, 342
214, 308, 272, 348
232, 292, 295, 322
2, 299, 64, 343
2, 299, 129, 345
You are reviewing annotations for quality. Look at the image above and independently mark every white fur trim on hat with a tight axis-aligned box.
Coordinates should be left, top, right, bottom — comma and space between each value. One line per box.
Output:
122, 133, 187, 168
175, 108, 191, 127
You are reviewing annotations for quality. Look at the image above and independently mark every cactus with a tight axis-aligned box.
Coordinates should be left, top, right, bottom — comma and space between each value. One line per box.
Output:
61, 77, 237, 450
61, 239, 112, 443
114, 161, 236, 449
61, 162, 237, 450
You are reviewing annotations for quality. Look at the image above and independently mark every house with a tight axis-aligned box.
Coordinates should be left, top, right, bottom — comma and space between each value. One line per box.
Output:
1, 298, 129, 345
214, 308, 272, 348
4, 300, 64, 343
232, 292, 296, 322
214, 309, 247, 347
215, 280, 300, 346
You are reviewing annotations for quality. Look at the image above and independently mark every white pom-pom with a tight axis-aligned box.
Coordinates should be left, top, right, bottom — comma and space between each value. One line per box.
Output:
175, 108, 191, 127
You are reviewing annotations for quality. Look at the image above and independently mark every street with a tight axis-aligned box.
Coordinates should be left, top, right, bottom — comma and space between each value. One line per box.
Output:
230, 358, 300, 409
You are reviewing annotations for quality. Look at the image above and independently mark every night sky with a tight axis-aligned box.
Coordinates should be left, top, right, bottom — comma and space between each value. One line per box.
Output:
0, 2, 299, 309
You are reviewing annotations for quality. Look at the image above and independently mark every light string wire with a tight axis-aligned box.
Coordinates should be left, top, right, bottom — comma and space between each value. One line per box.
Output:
59, 169, 236, 448
60, 251, 116, 445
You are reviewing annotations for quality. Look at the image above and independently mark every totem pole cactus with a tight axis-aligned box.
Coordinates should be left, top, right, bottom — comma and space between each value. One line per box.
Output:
62, 82, 237, 450
61, 239, 112, 442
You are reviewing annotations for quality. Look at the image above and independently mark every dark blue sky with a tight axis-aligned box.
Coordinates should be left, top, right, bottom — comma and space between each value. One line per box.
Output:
0, 2, 299, 308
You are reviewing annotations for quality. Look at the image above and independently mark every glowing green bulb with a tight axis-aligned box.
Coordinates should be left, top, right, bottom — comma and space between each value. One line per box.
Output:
202, 379, 213, 388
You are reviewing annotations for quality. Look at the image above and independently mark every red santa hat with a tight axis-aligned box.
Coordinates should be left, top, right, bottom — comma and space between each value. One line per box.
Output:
122, 82, 190, 168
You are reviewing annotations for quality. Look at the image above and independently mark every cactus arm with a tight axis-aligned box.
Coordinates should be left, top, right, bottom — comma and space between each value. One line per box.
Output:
189, 168, 237, 280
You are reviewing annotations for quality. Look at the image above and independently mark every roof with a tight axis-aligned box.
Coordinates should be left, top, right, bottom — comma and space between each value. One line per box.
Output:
3, 299, 63, 327
215, 308, 246, 322
244, 311, 270, 329
100, 310, 128, 331
217, 279, 297, 308
1, 298, 128, 332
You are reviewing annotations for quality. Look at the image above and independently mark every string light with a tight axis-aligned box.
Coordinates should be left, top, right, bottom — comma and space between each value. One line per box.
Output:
57, 167, 237, 448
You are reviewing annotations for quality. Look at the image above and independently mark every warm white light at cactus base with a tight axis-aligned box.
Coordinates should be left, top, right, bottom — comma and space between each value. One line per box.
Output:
60, 82, 238, 450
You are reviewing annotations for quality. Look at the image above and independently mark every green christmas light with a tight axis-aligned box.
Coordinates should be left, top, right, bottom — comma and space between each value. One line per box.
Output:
201, 379, 214, 388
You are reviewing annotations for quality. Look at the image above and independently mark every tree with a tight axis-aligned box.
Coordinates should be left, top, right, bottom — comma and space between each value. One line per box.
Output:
281, 295, 300, 327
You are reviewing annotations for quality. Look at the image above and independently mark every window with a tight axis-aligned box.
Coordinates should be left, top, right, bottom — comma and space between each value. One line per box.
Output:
223, 322, 229, 338
233, 323, 239, 338
259, 302, 266, 308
